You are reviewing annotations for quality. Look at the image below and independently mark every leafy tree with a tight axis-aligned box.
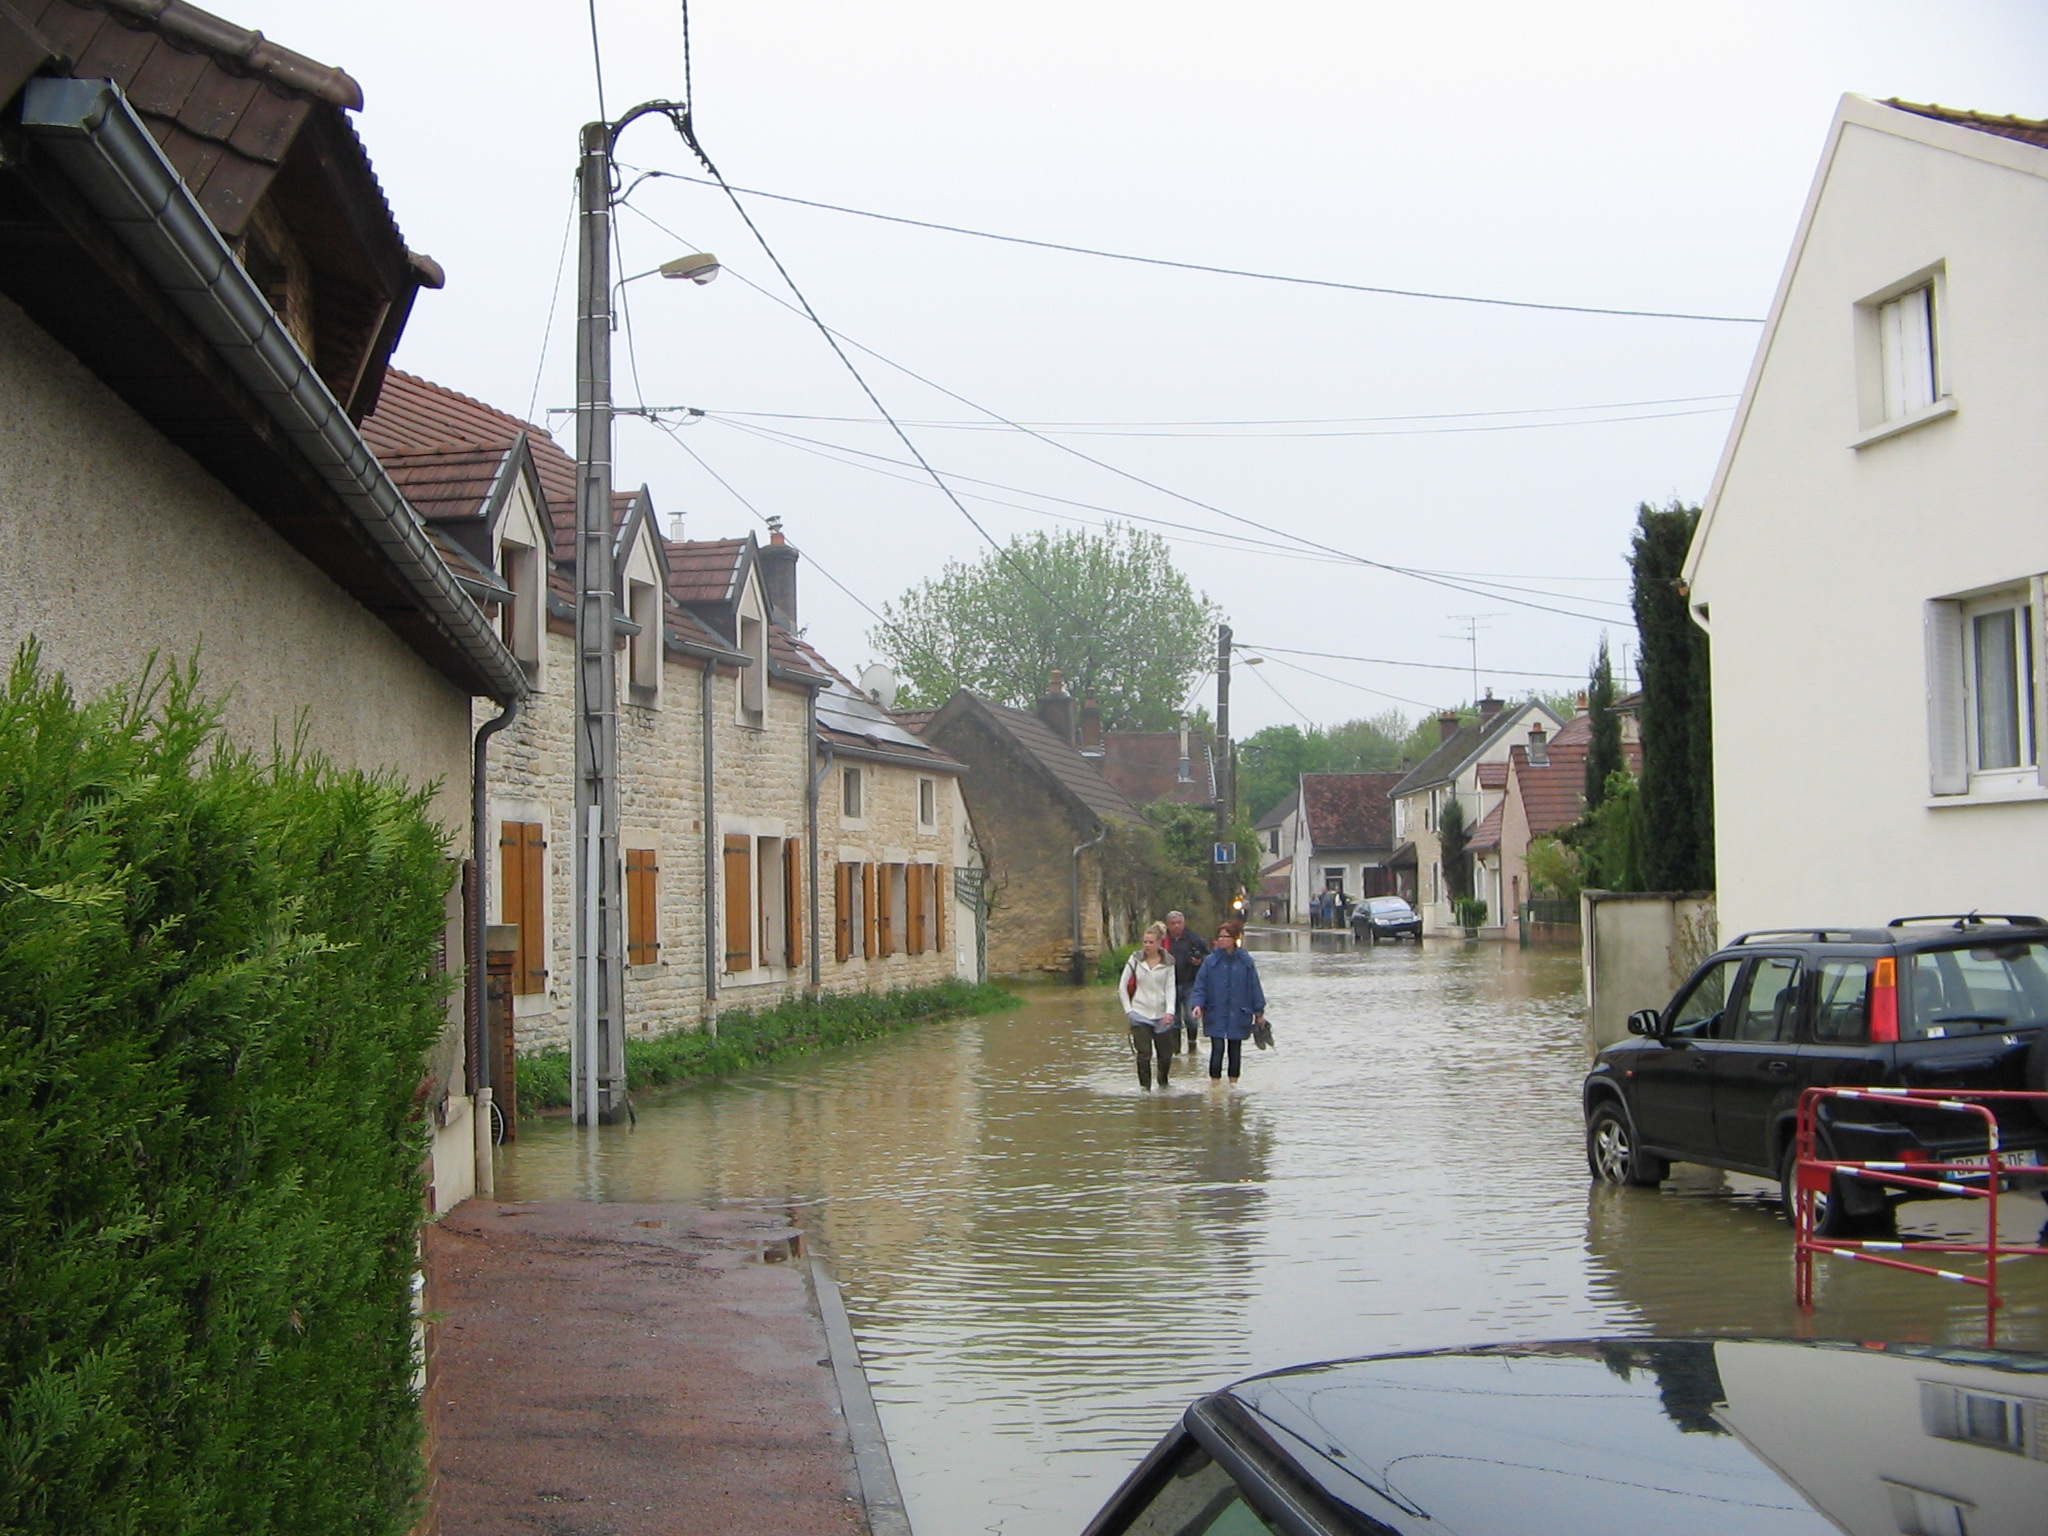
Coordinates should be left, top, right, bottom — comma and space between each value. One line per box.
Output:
1629, 500, 1714, 890
1237, 710, 1410, 821
870, 523, 1221, 728
1525, 833, 1582, 904
1576, 768, 1643, 891
1584, 637, 1623, 812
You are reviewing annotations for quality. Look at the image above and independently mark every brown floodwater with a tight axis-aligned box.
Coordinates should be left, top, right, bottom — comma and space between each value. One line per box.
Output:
497, 931, 2048, 1535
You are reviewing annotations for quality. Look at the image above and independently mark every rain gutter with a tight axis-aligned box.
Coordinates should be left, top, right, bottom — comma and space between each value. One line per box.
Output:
19, 77, 525, 704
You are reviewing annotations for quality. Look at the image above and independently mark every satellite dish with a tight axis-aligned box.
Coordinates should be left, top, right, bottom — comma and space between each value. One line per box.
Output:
857, 664, 899, 710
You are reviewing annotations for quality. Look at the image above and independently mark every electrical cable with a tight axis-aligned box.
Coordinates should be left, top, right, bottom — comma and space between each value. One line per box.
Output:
585, 0, 608, 123
1240, 660, 1315, 727
699, 402, 1736, 439
617, 169, 1766, 325
1236, 643, 1590, 682
525, 176, 580, 426
1253, 652, 1438, 711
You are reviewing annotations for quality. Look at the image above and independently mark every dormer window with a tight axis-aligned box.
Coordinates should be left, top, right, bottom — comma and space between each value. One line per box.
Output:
736, 577, 769, 728
627, 577, 660, 699
499, 536, 540, 668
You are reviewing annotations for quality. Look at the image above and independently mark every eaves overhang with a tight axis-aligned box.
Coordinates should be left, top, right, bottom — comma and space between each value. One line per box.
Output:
18, 77, 526, 703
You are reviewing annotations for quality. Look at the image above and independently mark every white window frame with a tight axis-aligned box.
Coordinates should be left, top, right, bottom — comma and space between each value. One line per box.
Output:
1926, 579, 2047, 801
1854, 264, 1955, 447
917, 775, 937, 831
626, 576, 661, 701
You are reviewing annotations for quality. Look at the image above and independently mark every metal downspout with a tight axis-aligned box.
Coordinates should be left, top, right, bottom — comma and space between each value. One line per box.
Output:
1071, 825, 1109, 986
702, 656, 719, 1018
809, 728, 831, 994
469, 694, 521, 1196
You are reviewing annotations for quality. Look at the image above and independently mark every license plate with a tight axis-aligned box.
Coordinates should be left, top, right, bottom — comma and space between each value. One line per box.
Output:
1944, 1149, 2041, 1170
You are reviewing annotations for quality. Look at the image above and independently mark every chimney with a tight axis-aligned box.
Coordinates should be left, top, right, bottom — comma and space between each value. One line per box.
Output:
1079, 692, 1103, 754
1527, 723, 1549, 767
1574, 690, 1590, 717
1438, 711, 1461, 744
667, 513, 685, 542
1176, 719, 1193, 783
1038, 670, 1077, 744
758, 516, 800, 629
1477, 690, 1503, 725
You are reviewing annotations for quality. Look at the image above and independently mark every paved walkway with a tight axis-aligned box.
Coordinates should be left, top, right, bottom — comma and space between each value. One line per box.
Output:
423, 1201, 897, 1536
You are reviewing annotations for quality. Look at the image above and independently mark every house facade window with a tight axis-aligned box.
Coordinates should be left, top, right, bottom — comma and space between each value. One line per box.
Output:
1878, 285, 1937, 421
499, 537, 540, 668
626, 578, 661, 699
722, 831, 804, 975
918, 775, 937, 829
499, 820, 548, 995
1926, 581, 2044, 797
841, 766, 864, 822
1323, 866, 1345, 892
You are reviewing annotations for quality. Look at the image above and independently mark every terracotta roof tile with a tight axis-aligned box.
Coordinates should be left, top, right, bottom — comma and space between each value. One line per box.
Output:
1477, 762, 1508, 790
363, 371, 575, 537
1507, 741, 1591, 836
1300, 772, 1402, 850
1467, 800, 1505, 852
1886, 99, 2048, 152
1098, 729, 1215, 807
665, 538, 746, 607
379, 446, 507, 524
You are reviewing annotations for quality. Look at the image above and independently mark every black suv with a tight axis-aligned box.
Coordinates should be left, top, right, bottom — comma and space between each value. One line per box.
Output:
1582, 915, 2048, 1230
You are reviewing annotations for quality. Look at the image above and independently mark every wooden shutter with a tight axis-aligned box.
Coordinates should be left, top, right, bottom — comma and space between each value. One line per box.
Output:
723, 834, 752, 971
907, 862, 926, 954
834, 863, 853, 963
1925, 599, 1968, 795
626, 848, 659, 965
784, 839, 804, 967
500, 821, 548, 996
863, 862, 878, 958
931, 864, 946, 952
876, 865, 895, 956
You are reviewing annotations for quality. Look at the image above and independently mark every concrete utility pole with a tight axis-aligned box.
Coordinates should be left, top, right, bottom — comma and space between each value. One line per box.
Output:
572, 120, 626, 1127
1215, 623, 1233, 844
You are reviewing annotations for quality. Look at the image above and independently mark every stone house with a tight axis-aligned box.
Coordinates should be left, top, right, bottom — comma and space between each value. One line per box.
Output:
1468, 713, 1592, 926
914, 675, 1144, 979
1685, 97, 2048, 937
0, 7, 527, 1208
1388, 696, 1564, 933
364, 373, 968, 1058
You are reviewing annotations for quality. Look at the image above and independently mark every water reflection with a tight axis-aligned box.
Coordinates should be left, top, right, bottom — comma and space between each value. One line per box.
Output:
499, 935, 2048, 1535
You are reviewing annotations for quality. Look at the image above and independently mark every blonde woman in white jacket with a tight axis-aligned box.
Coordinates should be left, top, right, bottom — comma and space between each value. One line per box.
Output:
1118, 922, 1179, 1089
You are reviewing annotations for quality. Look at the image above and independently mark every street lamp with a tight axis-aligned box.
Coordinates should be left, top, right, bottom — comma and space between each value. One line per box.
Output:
659, 251, 720, 284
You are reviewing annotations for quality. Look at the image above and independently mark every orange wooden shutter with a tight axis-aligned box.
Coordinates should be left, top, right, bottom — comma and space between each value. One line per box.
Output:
834, 863, 852, 963
626, 848, 659, 965
876, 865, 894, 956
907, 862, 926, 954
723, 834, 752, 971
931, 864, 946, 952
784, 839, 804, 967
863, 862, 878, 958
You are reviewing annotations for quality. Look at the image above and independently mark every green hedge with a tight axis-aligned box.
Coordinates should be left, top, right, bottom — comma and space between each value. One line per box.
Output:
517, 979, 1016, 1110
0, 649, 451, 1535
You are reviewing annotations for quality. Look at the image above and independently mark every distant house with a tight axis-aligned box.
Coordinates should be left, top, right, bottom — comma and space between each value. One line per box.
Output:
915, 674, 1143, 978
1098, 721, 1218, 809
1685, 97, 2048, 935
1251, 788, 1300, 923
1291, 772, 1404, 920
1469, 712, 1596, 924
1389, 696, 1565, 933
0, 8, 522, 1207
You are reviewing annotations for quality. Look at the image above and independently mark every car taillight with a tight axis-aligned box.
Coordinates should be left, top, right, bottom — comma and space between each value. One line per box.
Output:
1899, 1147, 1929, 1163
1871, 957, 1899, 1042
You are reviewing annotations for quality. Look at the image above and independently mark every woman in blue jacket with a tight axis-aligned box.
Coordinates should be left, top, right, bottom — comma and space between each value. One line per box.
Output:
1189, 920, 1267, 1084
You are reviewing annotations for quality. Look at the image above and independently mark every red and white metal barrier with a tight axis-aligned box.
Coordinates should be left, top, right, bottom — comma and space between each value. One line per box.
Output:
1792, 1086, 2048, 1347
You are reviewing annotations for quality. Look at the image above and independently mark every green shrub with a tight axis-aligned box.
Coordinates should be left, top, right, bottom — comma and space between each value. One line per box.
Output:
1095, 943, 1137, 982
517, 979, 1016, 1110
1452, 896, 1489, 929
0, 647, 451, 1535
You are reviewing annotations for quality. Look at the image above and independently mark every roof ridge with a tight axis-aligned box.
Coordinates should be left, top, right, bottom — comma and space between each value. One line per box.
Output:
85, 0, 364, 110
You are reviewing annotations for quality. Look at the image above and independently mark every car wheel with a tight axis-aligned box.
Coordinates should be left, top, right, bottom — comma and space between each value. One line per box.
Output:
1586, 1102, 1667, 1187
1780, 1138, 1856, 1237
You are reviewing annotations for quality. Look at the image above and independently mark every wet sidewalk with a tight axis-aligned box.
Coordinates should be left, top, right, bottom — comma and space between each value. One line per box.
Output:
421, 1201, 906, 1536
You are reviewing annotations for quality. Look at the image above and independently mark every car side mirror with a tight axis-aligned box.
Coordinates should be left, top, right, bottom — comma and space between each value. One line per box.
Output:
1626, 1008, 1664, 1038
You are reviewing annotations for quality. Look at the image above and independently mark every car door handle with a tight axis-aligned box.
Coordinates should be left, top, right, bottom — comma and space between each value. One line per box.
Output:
1763, 1061, 1792, 1075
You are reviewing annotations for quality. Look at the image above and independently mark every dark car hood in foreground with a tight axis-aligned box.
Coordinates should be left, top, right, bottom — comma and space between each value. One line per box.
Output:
1212, 1339, 2048, 1535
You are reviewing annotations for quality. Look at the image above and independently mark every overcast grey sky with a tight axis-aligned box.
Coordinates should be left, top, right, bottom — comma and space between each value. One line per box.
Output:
249, 1, 2045, 732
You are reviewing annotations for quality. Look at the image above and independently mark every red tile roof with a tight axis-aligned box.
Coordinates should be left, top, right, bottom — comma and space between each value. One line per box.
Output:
1098, 729, 1215, 807
1507, 740, 1591, 837
666, 538, 746, 606
1887, 99, 2048, 152
1300, 772, 1402, 851
1467, 800, 1505, 852
1477, 762, 1508, 790
363, 370, 574, 531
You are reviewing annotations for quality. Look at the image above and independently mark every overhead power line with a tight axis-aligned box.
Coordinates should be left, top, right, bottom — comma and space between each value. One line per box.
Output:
1242, 644, 1590, 683
621, 169, 1767, 325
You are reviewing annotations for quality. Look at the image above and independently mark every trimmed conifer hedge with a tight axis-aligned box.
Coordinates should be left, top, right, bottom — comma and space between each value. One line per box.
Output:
517, 978, 1017, 1110
0, 649, 451, 1535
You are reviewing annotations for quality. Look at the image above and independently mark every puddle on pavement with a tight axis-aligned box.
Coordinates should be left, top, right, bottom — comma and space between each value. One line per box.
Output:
499, 932, 2048, 1535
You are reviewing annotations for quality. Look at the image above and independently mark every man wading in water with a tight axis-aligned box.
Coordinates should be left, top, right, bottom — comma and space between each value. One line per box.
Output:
1164, 910, 1209, 1055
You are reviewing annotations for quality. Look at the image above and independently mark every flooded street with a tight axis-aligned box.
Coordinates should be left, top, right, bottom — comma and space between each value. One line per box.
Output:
499, 934, 2048, 1535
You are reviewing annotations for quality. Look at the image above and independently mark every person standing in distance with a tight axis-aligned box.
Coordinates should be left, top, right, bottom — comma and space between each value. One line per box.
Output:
1117, 922, 1179, 1090
1164, 910, 1209, 1054
1190, 919, 1267, 1086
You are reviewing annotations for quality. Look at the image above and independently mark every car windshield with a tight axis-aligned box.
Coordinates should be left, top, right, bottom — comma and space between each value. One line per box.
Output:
1904, 940, 2048, 1037
1366, 899, 1412, 917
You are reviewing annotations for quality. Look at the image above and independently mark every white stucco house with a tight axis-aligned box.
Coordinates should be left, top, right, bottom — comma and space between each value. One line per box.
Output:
1685, 97, 2048, 937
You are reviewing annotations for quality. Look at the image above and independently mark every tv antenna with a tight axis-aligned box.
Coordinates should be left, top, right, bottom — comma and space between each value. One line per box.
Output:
1442, 614, 1503, 704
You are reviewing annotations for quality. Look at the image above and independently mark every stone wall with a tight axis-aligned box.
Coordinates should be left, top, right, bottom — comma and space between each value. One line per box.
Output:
821, 748, 964, 995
